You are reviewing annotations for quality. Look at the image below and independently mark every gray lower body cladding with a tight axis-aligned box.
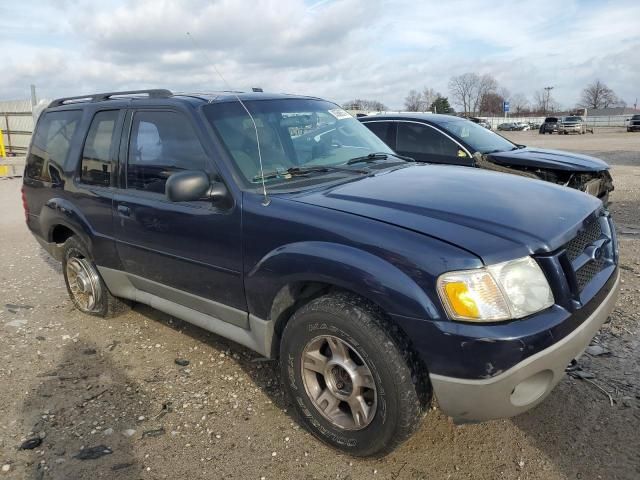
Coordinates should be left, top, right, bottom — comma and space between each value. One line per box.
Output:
98, 266, 274, 358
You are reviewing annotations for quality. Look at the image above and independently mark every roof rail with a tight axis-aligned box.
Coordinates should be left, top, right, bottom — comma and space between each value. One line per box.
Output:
48, 89, 173, 108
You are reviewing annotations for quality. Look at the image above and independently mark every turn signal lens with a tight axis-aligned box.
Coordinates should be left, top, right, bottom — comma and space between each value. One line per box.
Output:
443, 282, 479, 318
438, 270, 510, 321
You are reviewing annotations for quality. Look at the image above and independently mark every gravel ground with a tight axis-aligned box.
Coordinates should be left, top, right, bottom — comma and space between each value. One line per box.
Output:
0, 132, 639, 479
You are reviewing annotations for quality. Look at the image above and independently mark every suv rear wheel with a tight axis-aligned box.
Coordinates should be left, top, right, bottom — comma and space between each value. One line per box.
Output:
280, 292, 425, 456
62, 236, 129, 317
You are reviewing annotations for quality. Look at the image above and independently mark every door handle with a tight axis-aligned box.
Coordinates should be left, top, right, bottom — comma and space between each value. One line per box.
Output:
117, 204, 131, 217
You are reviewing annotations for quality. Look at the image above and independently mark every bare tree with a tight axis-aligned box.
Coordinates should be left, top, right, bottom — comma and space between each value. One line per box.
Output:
579, 80, 621, 109
421, 88, 439, 111
404, 90, 422, 111
448, 72, 498, 115
343, 99, 388, 111
498, 87, 511, 104
480, 92, 504, 115
510, 93, 530, 114
448, 73, 476, 114
475, 75, 498, 113
533, 88, 557, 115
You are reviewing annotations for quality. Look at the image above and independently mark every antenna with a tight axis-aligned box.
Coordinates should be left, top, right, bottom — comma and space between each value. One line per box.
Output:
186, 32, 270, 206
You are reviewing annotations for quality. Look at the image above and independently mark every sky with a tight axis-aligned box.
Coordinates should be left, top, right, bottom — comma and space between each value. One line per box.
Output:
1, 0, 639, 110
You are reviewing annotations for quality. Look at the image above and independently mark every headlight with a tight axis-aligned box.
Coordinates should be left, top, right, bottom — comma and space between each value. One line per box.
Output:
437, 257, 554, 322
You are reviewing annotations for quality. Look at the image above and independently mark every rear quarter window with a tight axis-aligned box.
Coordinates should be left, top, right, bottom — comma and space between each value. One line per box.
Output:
26, 110, 82, 181
363, 121, 395, 149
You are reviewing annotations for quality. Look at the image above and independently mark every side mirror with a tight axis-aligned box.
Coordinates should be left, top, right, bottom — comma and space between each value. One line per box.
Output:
166, 170, 216, 202
207, 181, 230, 204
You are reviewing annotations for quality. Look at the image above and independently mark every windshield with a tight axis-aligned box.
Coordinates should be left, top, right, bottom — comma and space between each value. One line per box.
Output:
438, 118, 515, 154
564, 116, 582, 122
632, 115, 640, 120
203, 99, 393, 187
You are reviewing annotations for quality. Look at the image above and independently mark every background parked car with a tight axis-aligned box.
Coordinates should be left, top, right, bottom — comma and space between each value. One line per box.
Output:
539, 117, 559, 134
558, 116, 589, 135
497, 122, 518, 131
626, 114, 640, 132
467, 117, 492, 129
360, 113, 614, 203
515, 122, 530, 131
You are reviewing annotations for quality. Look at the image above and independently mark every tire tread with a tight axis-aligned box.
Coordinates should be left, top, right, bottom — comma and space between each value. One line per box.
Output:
282, 291, 427, 456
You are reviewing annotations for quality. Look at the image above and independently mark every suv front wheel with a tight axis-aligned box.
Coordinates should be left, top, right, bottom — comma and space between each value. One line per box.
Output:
280, 292, 426, 456
62, 236, 130, 317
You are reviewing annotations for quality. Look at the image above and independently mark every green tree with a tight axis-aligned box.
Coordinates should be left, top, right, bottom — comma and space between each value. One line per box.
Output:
431, 96, 454, 114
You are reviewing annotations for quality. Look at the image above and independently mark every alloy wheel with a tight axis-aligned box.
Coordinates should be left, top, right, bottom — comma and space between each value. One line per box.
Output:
66, 256, 101, 312
301, 335, 377, 430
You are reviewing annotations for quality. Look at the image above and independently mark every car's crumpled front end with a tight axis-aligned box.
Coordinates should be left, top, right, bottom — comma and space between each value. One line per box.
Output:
483, 147, 614, 204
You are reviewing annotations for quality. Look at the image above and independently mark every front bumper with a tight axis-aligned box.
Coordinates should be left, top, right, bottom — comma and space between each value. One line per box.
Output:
430, 270, 620, 423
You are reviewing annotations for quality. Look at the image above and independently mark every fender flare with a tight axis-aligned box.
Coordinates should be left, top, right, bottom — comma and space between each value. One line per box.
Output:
245, 241, 441, 323
39, 197, 94, 248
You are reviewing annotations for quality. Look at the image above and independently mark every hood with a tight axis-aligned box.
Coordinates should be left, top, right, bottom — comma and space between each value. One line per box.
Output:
487, 147, 609, 172
287, 165, 601, 264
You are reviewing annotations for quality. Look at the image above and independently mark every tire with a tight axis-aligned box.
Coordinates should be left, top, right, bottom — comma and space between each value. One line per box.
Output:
62, 236, 130, 318
280, 292, 426, 457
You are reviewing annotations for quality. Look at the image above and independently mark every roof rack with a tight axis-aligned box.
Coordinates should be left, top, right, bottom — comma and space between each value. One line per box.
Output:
48, 89, 173, 108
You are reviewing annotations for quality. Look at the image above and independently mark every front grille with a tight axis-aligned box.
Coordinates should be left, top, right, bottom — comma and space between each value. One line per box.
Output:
562, 215, 613, 293
565, 219, 602, 262
575, 257, 606, 290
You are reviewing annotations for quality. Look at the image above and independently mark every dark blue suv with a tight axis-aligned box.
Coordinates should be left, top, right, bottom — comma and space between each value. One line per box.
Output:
22, 89, 619, 456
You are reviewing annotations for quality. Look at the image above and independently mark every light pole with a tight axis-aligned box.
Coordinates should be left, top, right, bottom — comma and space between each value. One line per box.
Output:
543, 86, 554, 114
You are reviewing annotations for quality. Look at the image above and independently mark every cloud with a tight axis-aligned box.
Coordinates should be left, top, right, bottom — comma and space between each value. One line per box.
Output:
2, 0, 639, 109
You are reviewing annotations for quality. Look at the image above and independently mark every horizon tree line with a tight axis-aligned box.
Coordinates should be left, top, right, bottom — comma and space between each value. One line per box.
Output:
344, 77, 628, 116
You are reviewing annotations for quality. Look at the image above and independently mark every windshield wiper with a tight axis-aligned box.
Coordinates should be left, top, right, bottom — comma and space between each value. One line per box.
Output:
346, 152, 415, 165
252, 165, 365, 182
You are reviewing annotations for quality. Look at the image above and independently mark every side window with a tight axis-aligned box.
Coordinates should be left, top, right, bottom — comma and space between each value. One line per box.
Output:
26, 110, 82, 181
397, 123, 459, 158
80, 110, 119, 186
127, 111, 208, 193
363, 122, 394, 149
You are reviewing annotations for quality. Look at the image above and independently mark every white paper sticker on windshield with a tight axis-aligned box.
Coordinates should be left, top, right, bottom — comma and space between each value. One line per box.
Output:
327, 108, 352, 120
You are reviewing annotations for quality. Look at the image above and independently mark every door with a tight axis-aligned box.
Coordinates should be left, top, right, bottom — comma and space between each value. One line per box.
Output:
112, 109, 246, 325
396, 122, 471, 165
73, 109, 123, 269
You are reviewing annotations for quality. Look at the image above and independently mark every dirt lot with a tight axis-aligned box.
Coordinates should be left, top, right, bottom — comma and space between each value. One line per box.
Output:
1, 131, 639, 480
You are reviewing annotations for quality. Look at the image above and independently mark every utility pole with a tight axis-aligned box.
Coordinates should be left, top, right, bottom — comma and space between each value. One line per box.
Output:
543, 86, 554, 114
30, 84, 37, 107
